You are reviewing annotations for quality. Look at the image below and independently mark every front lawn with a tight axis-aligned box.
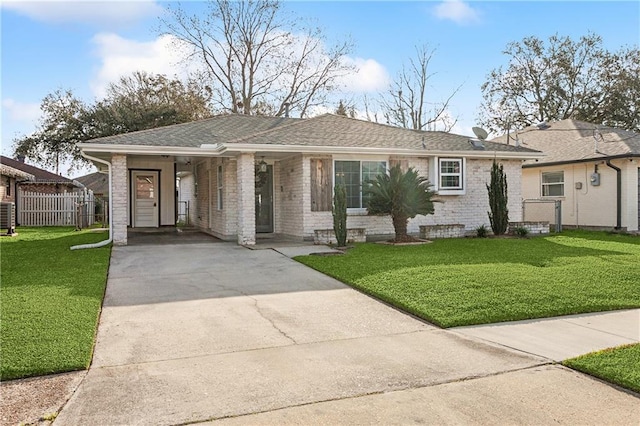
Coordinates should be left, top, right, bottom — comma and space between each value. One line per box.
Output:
296, 231, 640, 328
0, 227, 111, 380
563, 343, 640, 393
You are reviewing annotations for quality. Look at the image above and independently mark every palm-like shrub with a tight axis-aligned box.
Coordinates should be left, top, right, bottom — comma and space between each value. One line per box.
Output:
365, 165, 436, 242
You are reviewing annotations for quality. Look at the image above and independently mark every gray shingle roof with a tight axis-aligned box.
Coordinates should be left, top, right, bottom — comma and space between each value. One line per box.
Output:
85, 113, 539, 154
491, 119, 640, 166
88, 114, 300, 147
230, 114, 538, 153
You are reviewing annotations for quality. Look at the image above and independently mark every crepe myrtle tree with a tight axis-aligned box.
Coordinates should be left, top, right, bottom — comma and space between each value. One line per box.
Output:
364, 164, 436, 242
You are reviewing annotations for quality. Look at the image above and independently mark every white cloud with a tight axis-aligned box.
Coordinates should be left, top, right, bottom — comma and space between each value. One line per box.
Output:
340, 58, 390, 93
90, 33, 196, 99
2, 98, 41, 123
1, 0, 163, 27
433, 0, 480, 25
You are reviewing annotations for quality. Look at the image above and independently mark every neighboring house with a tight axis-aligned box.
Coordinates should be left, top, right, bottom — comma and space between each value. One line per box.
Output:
492, 119, 640, 232
0, 155, 83, 194
75, 171, 109, 198
0, 161, 33, 203
78, 113, 541, 246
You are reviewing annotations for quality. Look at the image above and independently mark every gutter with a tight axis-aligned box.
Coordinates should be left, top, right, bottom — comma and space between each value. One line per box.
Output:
605, 160, 622, 230
70, 152, 113, 250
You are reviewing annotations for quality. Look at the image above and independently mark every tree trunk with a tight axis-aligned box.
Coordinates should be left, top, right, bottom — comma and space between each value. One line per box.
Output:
392, 214, 409, 242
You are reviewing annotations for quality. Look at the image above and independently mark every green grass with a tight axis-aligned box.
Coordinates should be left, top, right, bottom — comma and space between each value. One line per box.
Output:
296, 230, 640, 328
563, 343, 640, 393
0, 227, 111, 380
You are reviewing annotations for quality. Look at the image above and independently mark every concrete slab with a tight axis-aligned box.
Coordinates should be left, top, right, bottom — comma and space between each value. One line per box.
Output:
213, 365, 640, 425
54, 243, 639, 426
454, 309, 640, 361
55, 330, 545, 426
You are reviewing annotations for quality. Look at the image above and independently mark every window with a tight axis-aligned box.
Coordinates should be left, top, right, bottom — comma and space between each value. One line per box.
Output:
334, 160, 387, 209
217, 165, 223, 210
542, 171, 564, 197
439, 158, 463, 190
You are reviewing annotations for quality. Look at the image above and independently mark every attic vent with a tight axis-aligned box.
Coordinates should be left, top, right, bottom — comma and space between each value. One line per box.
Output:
469, 139, 485, 150
536, 122, 550, 130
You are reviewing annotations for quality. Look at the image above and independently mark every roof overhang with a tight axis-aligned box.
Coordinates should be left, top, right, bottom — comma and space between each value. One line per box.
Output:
79, 142, 543, 161
523, 153, 639, 168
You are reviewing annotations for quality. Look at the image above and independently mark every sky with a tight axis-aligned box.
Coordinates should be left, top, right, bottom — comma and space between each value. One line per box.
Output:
1, 0, 639, 178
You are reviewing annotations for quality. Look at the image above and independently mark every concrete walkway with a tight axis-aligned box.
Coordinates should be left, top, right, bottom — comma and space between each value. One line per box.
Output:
55, 243, 639, 425
454, 309, 640, 361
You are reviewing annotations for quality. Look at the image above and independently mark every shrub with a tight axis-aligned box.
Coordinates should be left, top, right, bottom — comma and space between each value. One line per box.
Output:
514, 226, 529, 238
487, 160, 509, 235
476, 224, 488, 238
332, 183, 347, 247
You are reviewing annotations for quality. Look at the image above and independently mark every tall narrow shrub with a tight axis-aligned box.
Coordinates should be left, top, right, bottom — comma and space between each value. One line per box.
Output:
487, 160, 509, 235
333, 183, 347, 247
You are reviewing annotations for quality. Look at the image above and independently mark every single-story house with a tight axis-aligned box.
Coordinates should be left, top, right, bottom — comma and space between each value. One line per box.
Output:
78, 113, 541, 245
492, 119, 640, 232
0, 155, 83, 194
75, 171, 109, 198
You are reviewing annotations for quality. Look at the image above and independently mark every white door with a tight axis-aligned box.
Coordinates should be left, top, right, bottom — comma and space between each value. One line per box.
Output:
133, 171, 159, 227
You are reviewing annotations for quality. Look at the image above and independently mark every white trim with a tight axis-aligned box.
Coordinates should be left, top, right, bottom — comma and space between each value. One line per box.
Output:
541, 170, 565, 197
79, 141, 542, 161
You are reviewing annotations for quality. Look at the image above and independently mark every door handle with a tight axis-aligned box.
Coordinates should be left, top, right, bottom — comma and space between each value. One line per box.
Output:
154, 203, 157, 207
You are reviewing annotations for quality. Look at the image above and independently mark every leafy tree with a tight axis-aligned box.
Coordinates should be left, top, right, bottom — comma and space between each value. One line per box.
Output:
487, 160, 509, 236
87, 71, 213, 137
381, 45, 461, 132
480, 32, 640, 133
13, 72, 214, 173
365, 164, 436, 242
332, 183, 347, 247
161, 0, 353, 118
13, 89, 88, 174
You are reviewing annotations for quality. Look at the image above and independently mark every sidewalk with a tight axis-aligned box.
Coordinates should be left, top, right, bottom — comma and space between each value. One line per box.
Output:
453, 309, 640, 361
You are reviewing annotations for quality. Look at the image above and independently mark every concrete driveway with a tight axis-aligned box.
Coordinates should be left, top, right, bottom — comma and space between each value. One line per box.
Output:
55, 243, 638, 425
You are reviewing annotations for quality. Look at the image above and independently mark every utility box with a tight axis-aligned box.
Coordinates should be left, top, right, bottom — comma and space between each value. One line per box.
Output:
590, 172, 601, 186
0, 202, 16, 235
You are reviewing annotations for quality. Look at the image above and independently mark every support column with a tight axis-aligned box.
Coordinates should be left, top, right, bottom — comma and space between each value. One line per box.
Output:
111, 153, 128, 245
236, 153, 256, 245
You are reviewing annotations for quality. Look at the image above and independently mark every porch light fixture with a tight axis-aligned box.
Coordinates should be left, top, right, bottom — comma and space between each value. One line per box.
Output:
258, 157, 268, 173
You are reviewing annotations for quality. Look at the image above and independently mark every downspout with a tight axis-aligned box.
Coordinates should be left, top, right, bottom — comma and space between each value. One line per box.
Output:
70, 152, 113, 250
605, 160, 622, 230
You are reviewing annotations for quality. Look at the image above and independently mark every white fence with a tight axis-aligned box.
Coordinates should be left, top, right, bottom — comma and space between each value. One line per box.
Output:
18, 189, 95, 227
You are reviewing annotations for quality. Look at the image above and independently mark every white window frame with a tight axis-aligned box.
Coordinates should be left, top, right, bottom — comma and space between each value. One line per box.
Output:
431, 157, 466, 195
541, 171, 565, 197
333, 157, 388, 213
216, 164, 223, 210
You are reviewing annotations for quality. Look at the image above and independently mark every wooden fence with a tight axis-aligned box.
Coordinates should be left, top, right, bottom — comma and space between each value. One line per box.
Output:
18, 189, 95, 227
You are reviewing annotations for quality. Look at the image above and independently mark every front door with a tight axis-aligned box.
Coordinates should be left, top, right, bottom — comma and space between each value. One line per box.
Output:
255, 164, 273, 233
133, 171, 159, 227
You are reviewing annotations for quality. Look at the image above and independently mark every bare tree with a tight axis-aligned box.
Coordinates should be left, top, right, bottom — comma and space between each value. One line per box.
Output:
381, 45, 461, 132
161, 0, 353, 117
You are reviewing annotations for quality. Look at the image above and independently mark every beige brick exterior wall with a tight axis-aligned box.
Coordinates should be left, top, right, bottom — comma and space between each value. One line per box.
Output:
275, 155, 305, 237
208, 157, 238, 239
236, 153, 256, 245
300, 157, 523, 239
191, 153, 524, 243
193, 159, 210, 230
111, 154, 128, 245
